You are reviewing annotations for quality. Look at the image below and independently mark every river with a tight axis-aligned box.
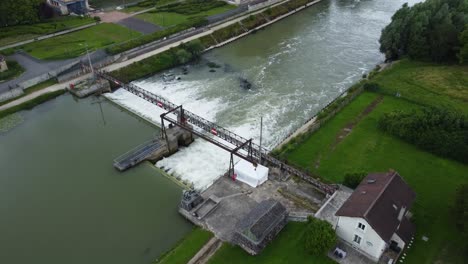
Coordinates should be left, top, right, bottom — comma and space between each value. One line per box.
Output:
1, 0, 421, 263
107, 0, 420, 190
0, 95, 191, 264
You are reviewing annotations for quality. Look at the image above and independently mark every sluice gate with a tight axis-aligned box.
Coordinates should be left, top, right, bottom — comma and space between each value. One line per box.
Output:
98, 71, 336, 195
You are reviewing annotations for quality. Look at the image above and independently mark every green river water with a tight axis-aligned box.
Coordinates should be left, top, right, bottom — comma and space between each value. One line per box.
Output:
0, 95, 191, 264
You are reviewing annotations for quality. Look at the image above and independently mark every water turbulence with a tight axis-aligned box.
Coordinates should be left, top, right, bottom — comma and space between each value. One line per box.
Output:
106, 0, 421, 190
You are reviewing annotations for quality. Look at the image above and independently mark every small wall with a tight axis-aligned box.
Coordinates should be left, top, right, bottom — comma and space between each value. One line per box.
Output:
0, 88, 24, 103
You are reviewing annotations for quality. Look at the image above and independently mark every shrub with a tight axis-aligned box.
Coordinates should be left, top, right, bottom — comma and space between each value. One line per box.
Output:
363, 82, 380, 92
303, 217, 336, 255
343, 172, 367, 189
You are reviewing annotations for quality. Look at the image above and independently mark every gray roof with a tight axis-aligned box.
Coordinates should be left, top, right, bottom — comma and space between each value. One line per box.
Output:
236, 199, 287, 243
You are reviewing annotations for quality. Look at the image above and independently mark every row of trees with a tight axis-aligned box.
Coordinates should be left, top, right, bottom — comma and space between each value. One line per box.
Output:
378, 108, 468, 164
0, 0, 49, 27
379, 0, 468, 63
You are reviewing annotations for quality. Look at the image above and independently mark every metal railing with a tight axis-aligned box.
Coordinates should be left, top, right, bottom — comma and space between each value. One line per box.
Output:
99, 71, 336, 194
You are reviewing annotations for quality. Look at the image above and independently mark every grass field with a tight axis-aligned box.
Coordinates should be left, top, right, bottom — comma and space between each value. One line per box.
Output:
16, 23, 140, 60
0, 17, 95, 47
372, 59, 468, 114
155, 228, 213, 264
284, 61, 468, 264
136, 5, 235, 27
208, 222, 334, 264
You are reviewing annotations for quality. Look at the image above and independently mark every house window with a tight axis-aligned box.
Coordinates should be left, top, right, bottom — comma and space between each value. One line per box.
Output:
353, 234, 362, 244
358, 222, 366, 231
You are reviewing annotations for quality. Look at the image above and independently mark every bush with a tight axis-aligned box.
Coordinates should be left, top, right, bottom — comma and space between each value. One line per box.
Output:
343, 172, 366, 189
379, 108, 468, 164
110, 44, 202, 83
303, 217, 336, 255
363, 82, 380, 92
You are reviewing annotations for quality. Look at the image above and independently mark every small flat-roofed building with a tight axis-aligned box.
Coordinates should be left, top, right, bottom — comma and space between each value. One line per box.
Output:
47, 0, 89, 15
232, 199, 288, 255
0, 56, 7, 72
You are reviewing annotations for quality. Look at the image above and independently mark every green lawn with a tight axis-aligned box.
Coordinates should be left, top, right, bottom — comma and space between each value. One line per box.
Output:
208, 222, 334, 264
155, 228, 213, 264
0, 17, 95, 47
0, 61, 25, 82
285, 63, 468, 264
136, 5, 236, 27
16, 23, 141, 60
373, 59, 468, 114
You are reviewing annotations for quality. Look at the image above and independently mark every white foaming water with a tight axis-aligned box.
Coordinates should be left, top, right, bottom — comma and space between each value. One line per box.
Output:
104, 0, 417, 190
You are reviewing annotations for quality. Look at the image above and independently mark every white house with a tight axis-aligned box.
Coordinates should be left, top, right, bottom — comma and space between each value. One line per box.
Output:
334, 171, 416, 262
47, 0, 89, 15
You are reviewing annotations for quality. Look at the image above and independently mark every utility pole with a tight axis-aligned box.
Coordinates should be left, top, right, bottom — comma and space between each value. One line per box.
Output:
85, 43, 94, 79
259, 116, 263, 164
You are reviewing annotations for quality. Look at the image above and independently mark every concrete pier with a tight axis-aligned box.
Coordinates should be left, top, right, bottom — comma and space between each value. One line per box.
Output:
113, 125, 193, 171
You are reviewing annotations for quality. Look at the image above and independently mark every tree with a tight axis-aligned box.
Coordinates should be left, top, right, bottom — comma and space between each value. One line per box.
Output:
379, 0, 468, 63
0, 0, 43, 27
175, 49, 192, 64
185, 39, 204, 57
343, 172, 366, 189
453, 184, 468, 257
459, 27, 468, 64
303, 217, 337, 255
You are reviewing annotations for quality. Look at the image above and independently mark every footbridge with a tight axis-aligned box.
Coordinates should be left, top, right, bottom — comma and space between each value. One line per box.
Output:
97, 71, 336, 195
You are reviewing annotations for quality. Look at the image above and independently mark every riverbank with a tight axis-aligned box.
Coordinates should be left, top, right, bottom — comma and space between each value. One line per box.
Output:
282, 59, 468, 264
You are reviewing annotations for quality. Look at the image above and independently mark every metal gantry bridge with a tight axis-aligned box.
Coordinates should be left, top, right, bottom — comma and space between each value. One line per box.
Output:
97, 71, 336, 195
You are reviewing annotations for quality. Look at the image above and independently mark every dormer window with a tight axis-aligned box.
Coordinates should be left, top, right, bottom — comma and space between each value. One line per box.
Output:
358, 222, 366, 231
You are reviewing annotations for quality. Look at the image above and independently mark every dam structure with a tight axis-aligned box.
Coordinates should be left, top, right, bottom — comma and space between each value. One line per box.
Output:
98, 71, 336, 195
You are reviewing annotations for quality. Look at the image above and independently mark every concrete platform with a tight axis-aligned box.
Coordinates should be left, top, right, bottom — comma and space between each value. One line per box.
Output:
180, 175, 328, 243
